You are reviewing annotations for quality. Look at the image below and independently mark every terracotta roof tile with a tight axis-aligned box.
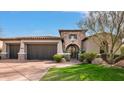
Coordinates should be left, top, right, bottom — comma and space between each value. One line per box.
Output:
0, 36, 61, 40
59, 29, 88, 35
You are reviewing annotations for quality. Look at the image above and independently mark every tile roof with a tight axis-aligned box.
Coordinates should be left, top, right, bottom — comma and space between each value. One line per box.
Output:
0, 36, 61, 40
59, 29, 88, 35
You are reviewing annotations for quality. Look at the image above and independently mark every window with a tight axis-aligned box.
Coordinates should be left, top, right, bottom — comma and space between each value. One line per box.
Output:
69, 34, 77, 40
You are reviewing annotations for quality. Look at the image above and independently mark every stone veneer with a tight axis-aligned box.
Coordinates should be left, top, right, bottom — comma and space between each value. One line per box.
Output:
59, 30, 86, 51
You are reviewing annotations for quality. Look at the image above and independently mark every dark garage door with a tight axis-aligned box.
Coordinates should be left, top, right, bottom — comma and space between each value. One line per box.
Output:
9, 44, 20, 59
27, 44, 57, 60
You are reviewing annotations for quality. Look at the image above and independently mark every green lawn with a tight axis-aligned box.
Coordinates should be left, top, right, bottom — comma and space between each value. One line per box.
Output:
41, 64, 124, 81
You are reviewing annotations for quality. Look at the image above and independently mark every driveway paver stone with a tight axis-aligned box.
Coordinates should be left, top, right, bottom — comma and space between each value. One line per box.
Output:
0, 59, 80, 81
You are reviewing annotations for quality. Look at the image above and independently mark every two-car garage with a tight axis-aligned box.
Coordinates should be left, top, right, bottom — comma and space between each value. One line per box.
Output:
8, 43, 57, 60
27, 44, 57, 60
1, 36, 62, 60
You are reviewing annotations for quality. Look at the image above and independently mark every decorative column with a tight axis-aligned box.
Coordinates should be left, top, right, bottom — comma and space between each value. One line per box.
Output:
57, 40, 63, 54
18, 41, 26, 60
1, 42, 8, 59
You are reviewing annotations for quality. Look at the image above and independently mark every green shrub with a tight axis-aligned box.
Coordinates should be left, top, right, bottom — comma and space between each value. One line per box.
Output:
53, 54, 64, 62
120, 46, 124, 55
63, 53, 71, 61
79, 53, 85, 62
84, 53, 97, 63
80, 52, 97, 63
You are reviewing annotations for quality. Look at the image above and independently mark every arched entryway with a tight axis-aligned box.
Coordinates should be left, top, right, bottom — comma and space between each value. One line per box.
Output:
66, 44, 79, 59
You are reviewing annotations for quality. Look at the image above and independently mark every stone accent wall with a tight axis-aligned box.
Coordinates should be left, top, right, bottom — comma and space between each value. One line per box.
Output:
60, 31, 86, 51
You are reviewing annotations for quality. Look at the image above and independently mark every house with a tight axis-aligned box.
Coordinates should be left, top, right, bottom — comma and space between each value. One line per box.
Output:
0, 29, 122, 60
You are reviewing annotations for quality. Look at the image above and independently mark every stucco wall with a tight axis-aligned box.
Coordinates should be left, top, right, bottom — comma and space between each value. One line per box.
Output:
83, 38, 100, 53
83, 35, 121, 54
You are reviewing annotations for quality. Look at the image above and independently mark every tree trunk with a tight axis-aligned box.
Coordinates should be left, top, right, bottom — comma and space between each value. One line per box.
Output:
107, 53, 115, 64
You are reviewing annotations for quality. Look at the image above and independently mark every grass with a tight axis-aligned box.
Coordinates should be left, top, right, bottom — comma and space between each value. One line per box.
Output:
41, 64, 124, 81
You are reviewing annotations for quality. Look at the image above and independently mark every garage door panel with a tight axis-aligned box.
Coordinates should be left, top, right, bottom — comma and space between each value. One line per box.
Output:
9, 44, 20, 59
27, 44, 57, 60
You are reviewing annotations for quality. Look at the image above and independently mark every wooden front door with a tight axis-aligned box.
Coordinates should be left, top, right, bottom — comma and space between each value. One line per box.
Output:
66, 44, 79, 59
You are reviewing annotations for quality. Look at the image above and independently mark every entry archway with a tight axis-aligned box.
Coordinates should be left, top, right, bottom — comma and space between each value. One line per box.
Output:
66, 44, 79, 59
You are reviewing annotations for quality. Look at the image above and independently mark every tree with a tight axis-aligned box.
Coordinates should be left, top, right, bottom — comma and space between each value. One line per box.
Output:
78, 11, 124, 64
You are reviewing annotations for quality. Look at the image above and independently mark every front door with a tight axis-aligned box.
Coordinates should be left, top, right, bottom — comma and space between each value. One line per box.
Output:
66, 44, 79, 59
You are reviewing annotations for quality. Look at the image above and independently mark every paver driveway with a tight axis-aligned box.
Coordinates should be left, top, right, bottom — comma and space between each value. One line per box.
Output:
0, 59, 80, 81
0, 60, 56, 81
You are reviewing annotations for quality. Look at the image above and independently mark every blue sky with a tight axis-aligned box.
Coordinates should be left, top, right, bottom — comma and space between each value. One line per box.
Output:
0, 11, 86, 37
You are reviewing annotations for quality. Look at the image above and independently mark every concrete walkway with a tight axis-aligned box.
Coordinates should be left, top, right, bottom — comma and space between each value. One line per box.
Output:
0, 59, 80, 81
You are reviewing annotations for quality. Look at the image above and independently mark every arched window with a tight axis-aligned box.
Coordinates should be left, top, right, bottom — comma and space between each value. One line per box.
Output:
69, 34, 77, 40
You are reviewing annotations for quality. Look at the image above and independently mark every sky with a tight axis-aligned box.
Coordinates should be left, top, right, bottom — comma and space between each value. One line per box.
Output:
0, 11, 86, 37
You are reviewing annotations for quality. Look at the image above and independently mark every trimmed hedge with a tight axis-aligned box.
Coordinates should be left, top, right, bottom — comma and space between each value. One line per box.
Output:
53, 54, 64, 62
79, 52, 97, 63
